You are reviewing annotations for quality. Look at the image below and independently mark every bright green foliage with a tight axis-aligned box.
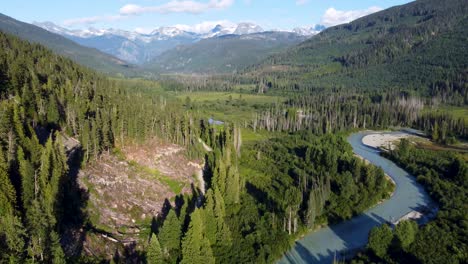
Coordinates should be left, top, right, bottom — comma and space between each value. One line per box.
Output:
0, 0, 466, 262
147, 234, 163, 264
0, 214, 26, 261
158, 209, 182, 263
368, 224, 393, 258
207, 127, 242, 205
394, 220, 418, 252
180, 209, 215, 264
166, 132, 393, 263
50, 231, 66, 264
203, 188, 232, 261
0, 147, 15, 216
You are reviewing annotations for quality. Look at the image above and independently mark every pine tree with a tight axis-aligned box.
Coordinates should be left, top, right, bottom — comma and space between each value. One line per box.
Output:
0, 214, 26, 261
50, 231, 66, 264
158, 209, 181, 263
147, 234, 163, 264
306, 189, 316, 229
46, 95, 60, 125
211, 188, 232, 261
0, 146, 15, 216
17, 147, 35, 212
180, 209, 215, 264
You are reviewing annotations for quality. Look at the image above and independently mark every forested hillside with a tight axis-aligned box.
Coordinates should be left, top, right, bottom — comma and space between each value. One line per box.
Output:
249, 0, 468, 94
146, 128, 394, 263
0, 0, 466, 262
147, 32, 306, 74
0, 30, 401, 263
0, 13, 140, 76
0, 31, 202, 262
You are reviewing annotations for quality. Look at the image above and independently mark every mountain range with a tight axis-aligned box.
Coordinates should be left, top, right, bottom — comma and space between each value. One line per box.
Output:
34, 21, 324, 65
250, 0, 468, 91
0, 13, 138, 76
147, 31, 308, 74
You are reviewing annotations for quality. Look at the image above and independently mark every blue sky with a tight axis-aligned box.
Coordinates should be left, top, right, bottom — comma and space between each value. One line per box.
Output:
1, 0, 412, 33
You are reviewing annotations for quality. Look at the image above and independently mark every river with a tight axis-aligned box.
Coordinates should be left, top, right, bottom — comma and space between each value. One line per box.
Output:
278, 131, 435, 264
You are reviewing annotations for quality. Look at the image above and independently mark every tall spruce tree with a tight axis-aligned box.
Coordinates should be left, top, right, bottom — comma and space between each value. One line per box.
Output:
158, 209, 182, 263
147, 234, 163, 264
180, 209, 215, 264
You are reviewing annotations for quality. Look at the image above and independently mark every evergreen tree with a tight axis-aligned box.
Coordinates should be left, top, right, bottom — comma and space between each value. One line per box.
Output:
158, 209, 181, 263
0, 214, 26, 262
17, 147, 35, 214
147, 233, 163, 264
180, 209, 215, 264
46, 95, 60, 125
0, 147, 15, 216
50, 231, 66, 264
203, 188, 232, 253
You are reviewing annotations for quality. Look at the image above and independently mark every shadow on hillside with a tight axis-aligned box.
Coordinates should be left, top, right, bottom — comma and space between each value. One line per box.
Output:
246, 182, 281, 212
58, 144, 89, 257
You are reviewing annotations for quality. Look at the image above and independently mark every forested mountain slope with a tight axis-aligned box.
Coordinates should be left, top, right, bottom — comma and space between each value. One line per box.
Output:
0, 31, 202, 262
0, 13, 139, 76
250, 0, 468, 94
147, 32, 307, 74
0, 29, 400, 263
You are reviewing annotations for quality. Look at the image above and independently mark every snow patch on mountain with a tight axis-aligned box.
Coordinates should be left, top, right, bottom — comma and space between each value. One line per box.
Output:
292, 24, 326, 36
34, 21, 326, 64
233, 23, 264, 35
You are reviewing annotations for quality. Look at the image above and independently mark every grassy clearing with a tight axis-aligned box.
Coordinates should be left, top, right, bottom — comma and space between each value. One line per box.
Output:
174, 91, 284, 104
241, 128, 278, 143
177, 92, 285, 123
424, 106, 468, 122
129, 159, 186, 194
439, 106, 468, 122
232, 84, 257, 92
160, 176, 185, 194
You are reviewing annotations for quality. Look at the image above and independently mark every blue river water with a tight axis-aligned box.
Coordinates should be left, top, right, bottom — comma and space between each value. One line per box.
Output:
278, 131, 434, 264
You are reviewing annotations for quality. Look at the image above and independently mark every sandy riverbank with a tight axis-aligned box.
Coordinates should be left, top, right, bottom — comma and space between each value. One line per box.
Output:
362, 132, 412, 150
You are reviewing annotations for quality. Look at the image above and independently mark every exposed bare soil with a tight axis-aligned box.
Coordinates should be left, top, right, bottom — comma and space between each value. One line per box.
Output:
77, 139, 203, 255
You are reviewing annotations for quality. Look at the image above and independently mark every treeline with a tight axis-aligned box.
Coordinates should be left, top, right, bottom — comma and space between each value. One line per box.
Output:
250, 91, 467, 140
352, 139, 467, 264
147, 130, 393, 263
0, 31, 203, 262
158, 70, 467, 141
252, 91, 424, 133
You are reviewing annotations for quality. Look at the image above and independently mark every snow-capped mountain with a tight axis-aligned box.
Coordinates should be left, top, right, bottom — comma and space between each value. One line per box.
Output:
202, 24, 237, 38
233, 23, 263, 35
34, 22, 325, 64
292, 24, 326, 36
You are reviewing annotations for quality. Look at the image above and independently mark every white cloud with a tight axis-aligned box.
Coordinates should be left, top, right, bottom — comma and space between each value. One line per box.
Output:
63, 15, 124, 26
321, 6, 382, 27
63, 0, 234, 26
172, 20, 236, 33
134, 27, 154, 34
119, 0, 235, 15
295, 0, 308, 6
